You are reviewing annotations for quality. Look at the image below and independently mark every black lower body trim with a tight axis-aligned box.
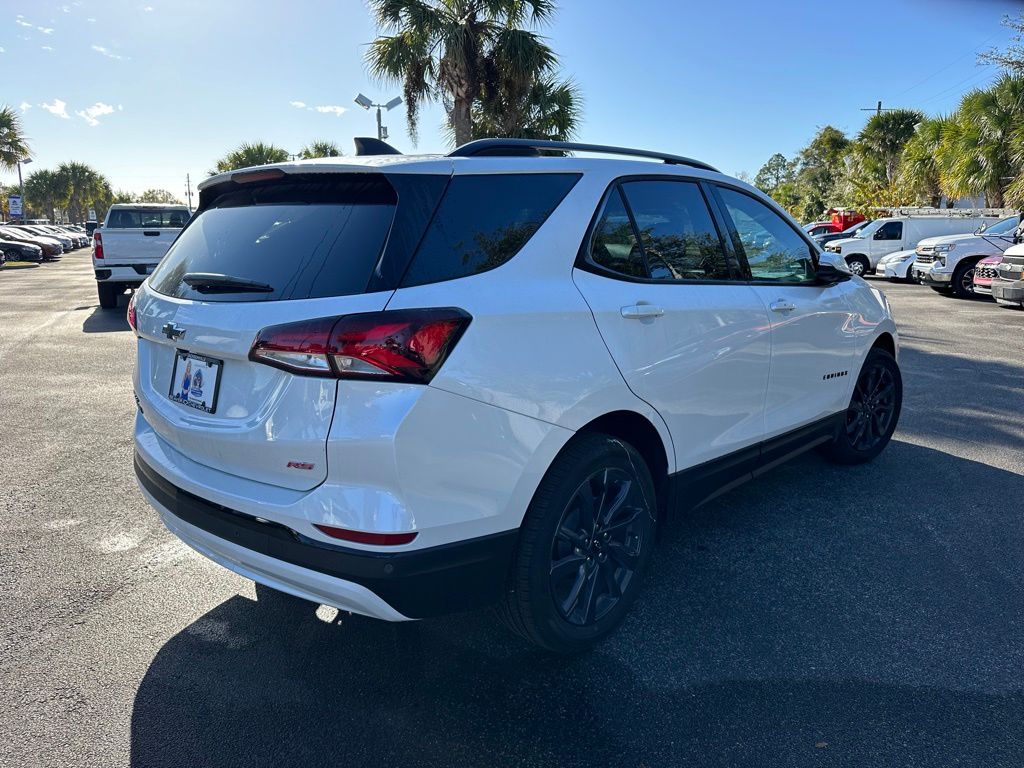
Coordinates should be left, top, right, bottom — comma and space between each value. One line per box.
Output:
134, 453, 517, 619
670, 412, 843, 510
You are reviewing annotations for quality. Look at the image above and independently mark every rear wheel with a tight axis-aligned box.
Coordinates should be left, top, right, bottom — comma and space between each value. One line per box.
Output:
845, 255, 870, 277
820, 348, 902, 465
951, 261, 979, 299
97, 282, 121, 309
3, 247, 20, 263
499, 434, 657, 653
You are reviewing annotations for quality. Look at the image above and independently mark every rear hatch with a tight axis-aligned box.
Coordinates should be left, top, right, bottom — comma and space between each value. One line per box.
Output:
100, 207, 191, 266
133, 171, 447, 491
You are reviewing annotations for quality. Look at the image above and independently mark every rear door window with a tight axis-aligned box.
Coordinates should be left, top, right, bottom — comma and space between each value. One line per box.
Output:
589, 187, 646, 278
148, 176, 398, 303
399, 173, 580, 287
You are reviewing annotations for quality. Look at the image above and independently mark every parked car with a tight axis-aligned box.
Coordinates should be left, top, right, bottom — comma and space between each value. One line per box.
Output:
0, 225, 63, 260
130, 139, 902, 652
93, 203, 191, 308
876, 249, 919, 281
972, 254, 1003, 296
825, 213, 1003, 276
991, 243, 1024, 308
20, 224, 74, 251
814, 220, 870, 249
910, 216, 1019, 298
0, 237, 44, 263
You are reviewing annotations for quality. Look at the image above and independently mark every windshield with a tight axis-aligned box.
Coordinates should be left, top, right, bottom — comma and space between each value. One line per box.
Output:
976, 217, 1018, 236
852, 221, 881, 239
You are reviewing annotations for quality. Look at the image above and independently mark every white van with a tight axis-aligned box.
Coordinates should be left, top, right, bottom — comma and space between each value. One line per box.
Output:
824, 214, 1003, 276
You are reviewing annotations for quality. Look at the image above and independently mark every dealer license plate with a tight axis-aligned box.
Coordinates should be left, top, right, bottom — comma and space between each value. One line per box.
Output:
168, 351, 222, 414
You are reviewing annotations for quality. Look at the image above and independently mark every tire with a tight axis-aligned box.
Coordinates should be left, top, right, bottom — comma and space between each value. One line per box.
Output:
97, 282, 121, 309
951, 261, 979, 300
819, 348, 902, 465
845, 255, 870, 277
499, 433, 658, 653
3, 248, 19, 263
254, 582, 318, 621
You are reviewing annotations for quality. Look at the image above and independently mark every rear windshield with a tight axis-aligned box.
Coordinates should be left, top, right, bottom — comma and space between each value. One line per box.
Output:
106, 209, 190, 228
149, 177, 397, 302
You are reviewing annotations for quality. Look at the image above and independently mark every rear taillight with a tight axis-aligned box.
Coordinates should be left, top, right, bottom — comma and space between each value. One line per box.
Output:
93, 231, 103, 259
127, 291, 137, 332
249, 308, 471, 383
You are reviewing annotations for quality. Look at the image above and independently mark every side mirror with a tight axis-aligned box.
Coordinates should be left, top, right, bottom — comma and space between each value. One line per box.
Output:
817, 251, 853, 284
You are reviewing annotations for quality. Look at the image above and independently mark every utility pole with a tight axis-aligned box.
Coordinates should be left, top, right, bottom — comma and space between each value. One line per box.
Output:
185, 173, 193, 211
861, 100, 901, 117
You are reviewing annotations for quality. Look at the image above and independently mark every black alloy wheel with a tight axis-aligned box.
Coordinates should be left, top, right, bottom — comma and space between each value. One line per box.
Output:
845, 362, 898, 452
550, 467, 647, 627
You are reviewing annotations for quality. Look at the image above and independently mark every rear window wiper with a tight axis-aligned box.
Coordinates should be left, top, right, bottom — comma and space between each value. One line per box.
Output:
182, 272, 275, 293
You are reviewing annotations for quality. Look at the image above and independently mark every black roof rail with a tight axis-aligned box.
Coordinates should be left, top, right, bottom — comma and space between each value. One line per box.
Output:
447, 138, 719, 172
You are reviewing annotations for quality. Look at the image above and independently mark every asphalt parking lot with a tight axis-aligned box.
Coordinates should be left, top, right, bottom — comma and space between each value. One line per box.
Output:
2, 251, 1023, 768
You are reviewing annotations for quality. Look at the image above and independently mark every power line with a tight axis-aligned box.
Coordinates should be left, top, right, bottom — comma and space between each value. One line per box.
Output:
917, 66, 998, 107
891, 33, 1001, 99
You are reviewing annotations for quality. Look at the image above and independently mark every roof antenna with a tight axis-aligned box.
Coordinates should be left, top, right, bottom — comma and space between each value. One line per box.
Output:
354, 137, 402, 156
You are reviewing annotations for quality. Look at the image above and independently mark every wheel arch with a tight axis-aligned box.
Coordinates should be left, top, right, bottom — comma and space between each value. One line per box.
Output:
871, 331, 896, 359
576, 410, 671, 520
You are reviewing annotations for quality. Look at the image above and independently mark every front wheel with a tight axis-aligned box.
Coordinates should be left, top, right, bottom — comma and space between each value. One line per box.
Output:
951, 261, 978, 299
820, 348, 902, 465
845, 255, 870, 277
499, 434, 658, 653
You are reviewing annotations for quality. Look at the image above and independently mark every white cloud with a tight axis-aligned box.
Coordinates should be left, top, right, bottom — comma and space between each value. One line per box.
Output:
117, 104, 123, 111
41, 99, 70, 119
75, 102, 115, 126
37, 26, 54, 34
289, 100, 306, 109
61, 5, 71, 13
87, 17, 96, 22
92, 44, 126, 60
19, 101, 31, 112
314, 105, 346, 116
41, 45, 53, 51
0, 47, 5, 53
143, 5, 154, 10
15, 19, 32, 28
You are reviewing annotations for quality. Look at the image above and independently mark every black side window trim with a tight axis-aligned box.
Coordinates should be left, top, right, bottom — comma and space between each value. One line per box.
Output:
575, 174, 741, 285
704, 181, 822, 286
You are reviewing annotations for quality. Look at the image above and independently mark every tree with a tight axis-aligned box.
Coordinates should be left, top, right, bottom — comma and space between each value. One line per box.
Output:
844, 109, 924, 208
137, 188, 183, 204
24, 169, 70, 221
793, 125, 850, 221
754, 153, 794, 194
365, 0, 561, 146
468, 75, 581, 141
0, 104, 30, 172
210, 142, 290, 175
939, 75, 1023, 208
54, 162, 109, 223
897, 117, 949, 207
979, 12, 1024, 74
299, 140, 343, 159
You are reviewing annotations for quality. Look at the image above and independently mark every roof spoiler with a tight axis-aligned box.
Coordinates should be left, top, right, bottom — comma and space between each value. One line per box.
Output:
354, 137, 402, 156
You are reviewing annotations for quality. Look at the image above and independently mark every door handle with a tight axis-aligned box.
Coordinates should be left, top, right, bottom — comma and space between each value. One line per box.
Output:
769, 299, 796, 313
143, 231, 160, 237
621, 304, 665, 320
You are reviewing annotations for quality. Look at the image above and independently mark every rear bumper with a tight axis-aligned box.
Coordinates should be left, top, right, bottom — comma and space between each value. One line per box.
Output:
94, 263, 157, 283
135, 452, 518, 619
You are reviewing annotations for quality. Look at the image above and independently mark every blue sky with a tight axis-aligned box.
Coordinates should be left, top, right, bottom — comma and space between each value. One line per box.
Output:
1, 0, 1017, 199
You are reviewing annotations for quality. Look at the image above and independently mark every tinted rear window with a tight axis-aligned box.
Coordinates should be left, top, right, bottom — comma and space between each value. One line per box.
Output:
106, 209, 190, 228
148, 177, 397, 303
400, 173, 580, 287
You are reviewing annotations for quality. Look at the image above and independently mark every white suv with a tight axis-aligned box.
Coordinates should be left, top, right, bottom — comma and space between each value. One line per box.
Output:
131, 139, 902, 652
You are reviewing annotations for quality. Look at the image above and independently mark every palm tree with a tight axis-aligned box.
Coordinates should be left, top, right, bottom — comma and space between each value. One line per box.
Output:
470, 75, 581, 141
856, 109, 925, 188
898, 116, 950, 207
940, 75, 1024, 208
24, 169, 70, 221
0, 104, 30, 172
210, 142, 290, 175
366, 0, 558, 145
299, 140, 343, 159
55, 162, 108, 223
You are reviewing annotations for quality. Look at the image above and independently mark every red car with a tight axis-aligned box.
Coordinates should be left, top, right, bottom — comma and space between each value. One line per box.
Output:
973, 254, 1002, 297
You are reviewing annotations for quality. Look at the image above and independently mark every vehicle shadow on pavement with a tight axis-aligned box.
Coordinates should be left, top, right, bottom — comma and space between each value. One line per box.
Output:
82, 305, 130, 333
130, 442, 1024, 768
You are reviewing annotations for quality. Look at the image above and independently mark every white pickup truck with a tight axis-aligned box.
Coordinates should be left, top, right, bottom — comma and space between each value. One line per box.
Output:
93, 203, 190, 308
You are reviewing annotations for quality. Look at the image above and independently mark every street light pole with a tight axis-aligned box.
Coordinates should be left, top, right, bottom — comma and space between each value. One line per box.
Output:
355, 93, 402, 142
16, 157, 32, 223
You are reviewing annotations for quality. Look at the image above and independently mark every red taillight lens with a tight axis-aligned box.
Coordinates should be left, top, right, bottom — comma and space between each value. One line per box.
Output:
249, 308, 471, 383
313, 524, 417, 546
127, 291, 137, 332
93, 231, 104, 259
